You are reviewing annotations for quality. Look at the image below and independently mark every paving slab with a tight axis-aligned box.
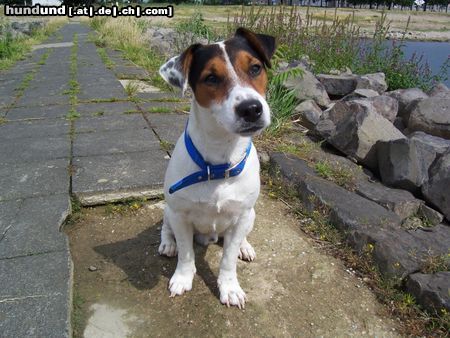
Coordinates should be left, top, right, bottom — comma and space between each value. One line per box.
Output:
0, 249, 71, 299
113, 65, 149, 80
75, 101, 138, 117
0, 135, 70, 164
0, 199, 22, 236
0, 293, 70, 338
0, 158, 70, 201
72, 151, 168, 205
77, 80, 127, 101
0, 250, 72, 338
138, 100, 189, 113
136, 92, 185, 101
5, 104, 71, 120
16, 91, 69, 108
73, 129, 159, 157
0, 118, 70, 139
145, 112, 187, 145
0, 194, 70, 259
74, 114, 148, 133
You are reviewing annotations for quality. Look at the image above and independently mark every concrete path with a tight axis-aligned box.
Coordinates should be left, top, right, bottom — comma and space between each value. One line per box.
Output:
0, 22, 187, 337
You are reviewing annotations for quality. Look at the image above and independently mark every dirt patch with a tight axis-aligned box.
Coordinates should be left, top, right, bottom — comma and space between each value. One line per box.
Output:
67, 191, 400, 337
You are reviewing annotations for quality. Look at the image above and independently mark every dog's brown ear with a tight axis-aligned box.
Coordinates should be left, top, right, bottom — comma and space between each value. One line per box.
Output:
235, 28, 276, 68
159, 44, 202, 92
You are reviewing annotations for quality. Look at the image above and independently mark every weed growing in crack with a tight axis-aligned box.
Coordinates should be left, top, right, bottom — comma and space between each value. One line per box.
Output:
124, 80, 139, 97
97, 47, 115, 69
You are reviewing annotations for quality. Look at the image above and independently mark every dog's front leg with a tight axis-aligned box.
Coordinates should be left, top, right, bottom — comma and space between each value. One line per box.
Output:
167, 209, 196, 297
218, 208, 255, 309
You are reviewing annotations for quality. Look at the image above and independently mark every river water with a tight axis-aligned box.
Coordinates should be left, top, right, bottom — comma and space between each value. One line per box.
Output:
401, 40, 450, 87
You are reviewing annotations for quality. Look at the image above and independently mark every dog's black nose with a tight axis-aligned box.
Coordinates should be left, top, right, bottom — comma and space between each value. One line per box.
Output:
235, 99, 263, 123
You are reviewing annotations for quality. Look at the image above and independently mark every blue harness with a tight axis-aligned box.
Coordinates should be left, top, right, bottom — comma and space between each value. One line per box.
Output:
169, 124, 253, 194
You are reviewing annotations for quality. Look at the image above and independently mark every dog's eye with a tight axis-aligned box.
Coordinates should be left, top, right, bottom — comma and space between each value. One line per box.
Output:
249, 64, 262, 77
204, 74, 220, 85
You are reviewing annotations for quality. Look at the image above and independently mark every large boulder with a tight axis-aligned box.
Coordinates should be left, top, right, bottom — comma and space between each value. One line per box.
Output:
377, 135, 446, 192
316, 74, 358, 97
386, 88, 428, 122
365, 95, 398, 122
422, 150, 450, 221
356, 72, 388, 94
293, 100, 322, 131
316, 100, 405, 170
409, 131, 450, 154
408, 97, 450, 139
406, 272, 450, 312
428, 82, 449, 98
342, 88, 379, 101
283, 66, 331, 108
270, 153, 450, 281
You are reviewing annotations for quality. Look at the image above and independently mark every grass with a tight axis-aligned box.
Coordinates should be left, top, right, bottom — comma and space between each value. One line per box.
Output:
0, 117, 7, 125
124, 80, 139, 97
72, 290, 86, 338
314, 160, 357, 190
103, 199, 145, 216
0, 17, 66, 70
97, 47, 115, 69
159, 139, 174, 153
147, 106, 172, 114
67, 34, 79, 106
421, 252, 450, 274
66, 108, 80, 121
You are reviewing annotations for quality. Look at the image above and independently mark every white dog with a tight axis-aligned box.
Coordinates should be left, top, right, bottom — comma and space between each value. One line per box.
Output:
158, 28, 275, 309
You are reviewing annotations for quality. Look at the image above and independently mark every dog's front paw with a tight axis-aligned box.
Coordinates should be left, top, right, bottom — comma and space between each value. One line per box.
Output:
238, 239, 256, 262
169, 270, 194, 297
218, 277, 247, 309
158, 239, 177, 257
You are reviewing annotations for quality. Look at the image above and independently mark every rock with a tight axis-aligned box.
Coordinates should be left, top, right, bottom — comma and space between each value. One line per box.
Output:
418, 204, 444, 226
88, 266, 97, 272
422, 150, 450, 221
377, 137, 441, 192
258, 151, 270, 165
293, 100, 322, 130
428, 82, 449, 98
393, 117, 406, 132
409, 131, 450, 154
406, 272, 450, 312
342, 88, 379, 101
356, 73, 388, 94
386, 88, 428, 122
316, 100, 405, 170
408, 98, 450, 139
283, 66, 331, 108
270, 153, 450, 280
354, 180, 422, 220
316, 74, 358, 97
366, 95, 398, 122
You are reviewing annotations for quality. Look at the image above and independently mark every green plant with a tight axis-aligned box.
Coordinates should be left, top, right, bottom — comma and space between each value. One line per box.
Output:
421, 252, 450, 274
147, 106, 172, 114
124, 81, 139, 97
314, 160, 356, 190
97, 47, 115, 69
265, 47, 303, 134
0, 117, 7, 125
66, 108, 80, 121
174, 13, 217, 53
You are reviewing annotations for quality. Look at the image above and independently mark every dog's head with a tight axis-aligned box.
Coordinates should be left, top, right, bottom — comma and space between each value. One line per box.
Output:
159, 28, 275, 136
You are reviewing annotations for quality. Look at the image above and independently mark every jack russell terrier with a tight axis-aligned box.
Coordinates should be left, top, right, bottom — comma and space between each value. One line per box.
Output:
158, 28, 275, 309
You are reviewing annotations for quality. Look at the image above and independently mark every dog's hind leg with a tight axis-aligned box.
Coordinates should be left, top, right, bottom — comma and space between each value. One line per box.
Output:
238, 237, 256, 262
158, 213, 178, 257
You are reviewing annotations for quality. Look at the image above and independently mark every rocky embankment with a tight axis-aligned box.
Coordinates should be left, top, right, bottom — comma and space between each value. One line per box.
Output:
273, 62, 450, 314
0, 19, 45, 39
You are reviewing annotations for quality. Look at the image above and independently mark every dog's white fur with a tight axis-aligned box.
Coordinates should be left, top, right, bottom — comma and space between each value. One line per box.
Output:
158, 43, 270, 308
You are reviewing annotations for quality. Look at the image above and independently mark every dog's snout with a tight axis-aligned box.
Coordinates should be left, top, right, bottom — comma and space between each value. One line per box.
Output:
235, 99, 263, 123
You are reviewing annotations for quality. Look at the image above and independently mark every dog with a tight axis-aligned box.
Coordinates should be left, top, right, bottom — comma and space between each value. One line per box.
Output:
158, 28, 275, 309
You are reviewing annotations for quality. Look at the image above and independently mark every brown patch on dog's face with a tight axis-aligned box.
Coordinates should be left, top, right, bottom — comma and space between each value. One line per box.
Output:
232, 50, 268, 96
192, 55, 232, 108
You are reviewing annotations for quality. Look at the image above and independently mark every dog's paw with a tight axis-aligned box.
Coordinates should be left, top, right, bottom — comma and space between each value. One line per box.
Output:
238, 240, 256, 262
158, 240, 177, 257
218, 277, 247, 309
169, 271, 194, 297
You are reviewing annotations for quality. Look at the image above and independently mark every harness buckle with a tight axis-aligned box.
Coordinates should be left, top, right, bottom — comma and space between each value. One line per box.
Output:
207, 165, 211, 181
224, 168, 230, 179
